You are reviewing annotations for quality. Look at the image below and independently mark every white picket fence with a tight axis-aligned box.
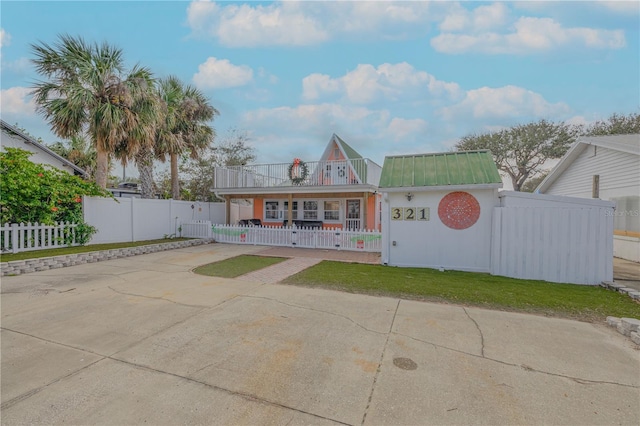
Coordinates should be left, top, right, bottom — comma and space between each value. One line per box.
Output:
1, 222, 80, 254
181, 220, 213, 239
210, 224, 382, 252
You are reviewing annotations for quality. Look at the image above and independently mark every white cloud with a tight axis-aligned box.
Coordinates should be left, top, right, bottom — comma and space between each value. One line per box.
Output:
440, 85, 571, 121
386, 118, 428, 143
432, 14, 626, 54
187, 1, 328, 47
240, 103, 433, 163
302, 62, 461, 104
596, 1, 640, 14
0, 87, 36, 115
0, 28, 10, 49
439, 2, 508, 32
192, 57, 253, 90
186, 0, 434, 47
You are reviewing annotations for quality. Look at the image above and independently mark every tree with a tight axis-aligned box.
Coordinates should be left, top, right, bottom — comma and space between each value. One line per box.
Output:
455, 119, 578, 191
160, 128, 256, 202
584, 112, 640, 136
48, 135, 97, 179
31, 34, 157, 189
520, 172, 548, 193
155, 76, 218, 199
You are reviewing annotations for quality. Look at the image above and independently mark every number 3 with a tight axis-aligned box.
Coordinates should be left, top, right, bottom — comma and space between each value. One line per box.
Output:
392, 208, 402, 220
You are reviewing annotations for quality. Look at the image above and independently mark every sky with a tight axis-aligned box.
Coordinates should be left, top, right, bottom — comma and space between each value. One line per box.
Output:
1, 0, 639, 176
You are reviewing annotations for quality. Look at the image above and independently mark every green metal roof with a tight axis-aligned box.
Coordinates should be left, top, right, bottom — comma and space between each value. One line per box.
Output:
379, 150, 502, 188
334, 134, 363, 160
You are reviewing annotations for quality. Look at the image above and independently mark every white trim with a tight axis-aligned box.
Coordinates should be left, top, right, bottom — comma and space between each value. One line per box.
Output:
215, 184, 378, 196
381, 183, 502, 193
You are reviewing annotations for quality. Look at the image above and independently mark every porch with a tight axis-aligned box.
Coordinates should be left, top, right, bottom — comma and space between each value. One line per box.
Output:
213, 158, 382, 190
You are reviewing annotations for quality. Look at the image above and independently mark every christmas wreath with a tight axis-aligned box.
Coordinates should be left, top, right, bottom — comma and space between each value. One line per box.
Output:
288, 158, 308, 185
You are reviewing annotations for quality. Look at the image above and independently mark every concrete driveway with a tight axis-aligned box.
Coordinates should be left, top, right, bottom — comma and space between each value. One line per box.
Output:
2, 243, 639, 425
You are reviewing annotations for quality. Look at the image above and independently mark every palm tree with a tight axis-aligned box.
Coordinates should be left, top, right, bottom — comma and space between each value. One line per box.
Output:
155, 76, 218, 199
31, 34, 156, 188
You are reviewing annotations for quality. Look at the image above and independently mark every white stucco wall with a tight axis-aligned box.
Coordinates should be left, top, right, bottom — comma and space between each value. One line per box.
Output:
382, 188, 499, 272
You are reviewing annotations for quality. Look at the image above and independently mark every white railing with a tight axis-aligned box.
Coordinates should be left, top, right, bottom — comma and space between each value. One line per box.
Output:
181, 220, 213, 239
214, 158, 382, 189
1, 222, 80, 254
211, 224, 382, 252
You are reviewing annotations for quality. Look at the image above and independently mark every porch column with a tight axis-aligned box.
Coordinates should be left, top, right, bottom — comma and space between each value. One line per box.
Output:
225, 196, 231, 225
363, 192, 369, 230
287, 193, 293, 227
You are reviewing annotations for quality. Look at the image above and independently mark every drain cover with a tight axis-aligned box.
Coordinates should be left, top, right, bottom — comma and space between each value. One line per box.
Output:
393, 357, 417, 370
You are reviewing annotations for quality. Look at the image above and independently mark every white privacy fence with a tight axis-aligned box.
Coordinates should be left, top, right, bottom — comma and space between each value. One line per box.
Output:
1, 222, 80, 253
210, 224, 382, 252
83, 197, 228, 244
490, 203, 614, 285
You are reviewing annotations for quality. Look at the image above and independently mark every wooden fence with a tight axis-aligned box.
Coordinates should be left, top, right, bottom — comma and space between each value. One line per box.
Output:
209, 224, 382, 252
1, 222, 79, 254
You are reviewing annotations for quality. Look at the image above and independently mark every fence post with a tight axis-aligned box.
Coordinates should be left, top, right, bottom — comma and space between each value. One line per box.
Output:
11, 223, 18, 253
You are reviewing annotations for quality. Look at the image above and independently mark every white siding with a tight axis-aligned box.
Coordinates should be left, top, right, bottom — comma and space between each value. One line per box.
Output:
0, 130, 76, 174
382, 189, 499, 272
545, 145, 639, 200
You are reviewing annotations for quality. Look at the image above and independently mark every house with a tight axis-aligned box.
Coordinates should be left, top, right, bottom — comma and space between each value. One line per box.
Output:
379, 150, 503, 272
0, 120, 87, 177
213, 134, 382, 230
536, 134, 640, 262
378, 149, 614, 284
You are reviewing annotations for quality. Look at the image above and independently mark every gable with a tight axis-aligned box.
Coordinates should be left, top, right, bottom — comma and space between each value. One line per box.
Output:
537, 134, 640, 194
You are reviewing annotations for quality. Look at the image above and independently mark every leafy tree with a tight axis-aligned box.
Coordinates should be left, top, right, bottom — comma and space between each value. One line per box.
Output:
31, 34, 157, 189
48, 135, 97, 179
455, 119, 578, 191
154, 76, 218, 199
158, 129, 256, 202
0, 148, 111, 243
584, 112, 640, 136
520, 172, 548, 193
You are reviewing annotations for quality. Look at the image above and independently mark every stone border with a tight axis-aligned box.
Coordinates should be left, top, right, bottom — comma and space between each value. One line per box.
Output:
0, 239, 214, 276
600, 281, 640, 302
606, 317, 640, 345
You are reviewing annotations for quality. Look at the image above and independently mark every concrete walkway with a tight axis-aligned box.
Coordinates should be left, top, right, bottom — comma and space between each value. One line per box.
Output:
614, 257, 640, 292
1, 243, 639, 425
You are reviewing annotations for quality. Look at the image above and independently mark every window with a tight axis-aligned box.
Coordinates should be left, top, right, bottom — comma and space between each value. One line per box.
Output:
303, 201, 318, 220
334, 148, 340, 159
324, 201, 340, 221
283, 201, 298, 220
265, 201, 279, 220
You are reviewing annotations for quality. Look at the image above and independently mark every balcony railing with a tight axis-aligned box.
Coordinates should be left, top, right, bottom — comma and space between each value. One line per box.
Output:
214, 158, 382, 189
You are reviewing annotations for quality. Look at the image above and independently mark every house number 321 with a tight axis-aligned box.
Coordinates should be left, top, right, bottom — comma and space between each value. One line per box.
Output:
391, 207, 430, 221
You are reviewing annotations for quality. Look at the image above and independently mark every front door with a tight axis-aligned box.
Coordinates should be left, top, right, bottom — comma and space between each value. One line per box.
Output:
346, 199, 361, 230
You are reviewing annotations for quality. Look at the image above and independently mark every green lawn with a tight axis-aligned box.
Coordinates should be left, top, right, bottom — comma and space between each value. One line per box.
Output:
281, 261, 640, 322
0, 238, 192, 262
194, 255, 287, 278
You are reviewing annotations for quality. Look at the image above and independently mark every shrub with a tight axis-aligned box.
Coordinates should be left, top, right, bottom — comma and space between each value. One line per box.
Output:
0, 147, 112, 244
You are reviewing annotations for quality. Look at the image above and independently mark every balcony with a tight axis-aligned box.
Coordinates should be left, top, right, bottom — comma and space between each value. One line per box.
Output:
214, 158, 382, 189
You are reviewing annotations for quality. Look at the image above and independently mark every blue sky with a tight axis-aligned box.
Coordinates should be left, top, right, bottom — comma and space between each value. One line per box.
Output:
1, 0, 638, 172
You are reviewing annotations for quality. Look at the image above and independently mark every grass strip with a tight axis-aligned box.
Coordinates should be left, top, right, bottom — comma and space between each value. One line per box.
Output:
281, 261, 640, 322
0, 238, 192, 262
194, 255, 287, 278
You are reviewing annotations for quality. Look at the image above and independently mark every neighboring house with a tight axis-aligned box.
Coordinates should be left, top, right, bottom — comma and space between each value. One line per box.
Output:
213, 134, 382, 230
379, 150, 503, 272
0, 120, 87, 177
536, 134, 640, 262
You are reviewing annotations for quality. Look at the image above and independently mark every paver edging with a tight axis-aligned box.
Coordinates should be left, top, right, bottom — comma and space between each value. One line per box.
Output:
0, 239, 214, 276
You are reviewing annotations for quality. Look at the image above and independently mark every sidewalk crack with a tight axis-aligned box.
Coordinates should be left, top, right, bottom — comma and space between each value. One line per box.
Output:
361, 298, 401, 426
463, 307, 485, 357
